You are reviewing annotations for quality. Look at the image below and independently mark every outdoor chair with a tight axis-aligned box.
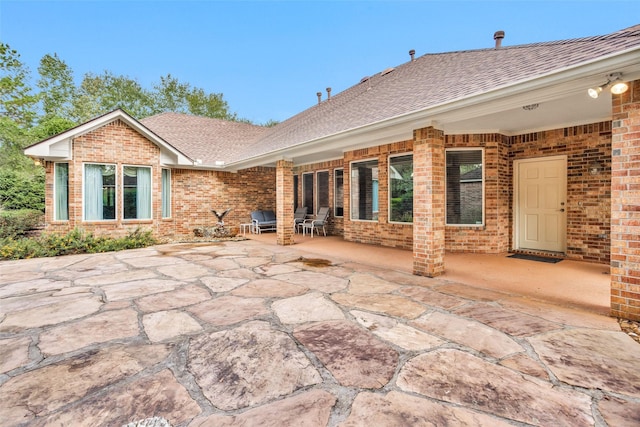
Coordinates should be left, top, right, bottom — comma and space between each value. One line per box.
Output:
293, 206, 308, 233
301, 206, 330, 238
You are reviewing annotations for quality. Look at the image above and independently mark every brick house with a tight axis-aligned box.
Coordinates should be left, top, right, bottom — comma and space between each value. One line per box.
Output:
25, 25, 640, 320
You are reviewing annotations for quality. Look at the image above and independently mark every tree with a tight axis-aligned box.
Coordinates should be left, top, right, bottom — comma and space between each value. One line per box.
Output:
0, 43, 37, 127
73, 71, 154, 121
152, 74, 190, 113
37, 53, 76, 120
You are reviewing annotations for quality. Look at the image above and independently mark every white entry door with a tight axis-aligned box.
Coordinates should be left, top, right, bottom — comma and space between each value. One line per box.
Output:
515, 156, 567, 253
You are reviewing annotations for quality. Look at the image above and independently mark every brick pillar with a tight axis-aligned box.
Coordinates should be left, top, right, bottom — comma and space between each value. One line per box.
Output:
611, 79, 640, 321
413, 127, 446, 277
276, 159, 295, 246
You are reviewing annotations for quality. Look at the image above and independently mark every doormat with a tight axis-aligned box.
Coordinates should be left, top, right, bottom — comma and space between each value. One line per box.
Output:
508, 253, 563, 263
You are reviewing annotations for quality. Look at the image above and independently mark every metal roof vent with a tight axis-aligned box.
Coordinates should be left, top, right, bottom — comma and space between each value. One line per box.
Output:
381, 67, 395, 76
494, 30, 505, 48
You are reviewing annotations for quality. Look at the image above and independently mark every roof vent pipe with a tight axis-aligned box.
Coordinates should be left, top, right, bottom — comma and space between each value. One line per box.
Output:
494, 30, 505, 48
409, 49, 415, 61
326, 87, 331, 101
317, 92, 322, 104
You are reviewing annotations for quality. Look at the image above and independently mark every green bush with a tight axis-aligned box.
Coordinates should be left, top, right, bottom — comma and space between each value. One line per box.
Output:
0, 168, 45, 211
0, 228, 157, 260
0, 209, 44, 239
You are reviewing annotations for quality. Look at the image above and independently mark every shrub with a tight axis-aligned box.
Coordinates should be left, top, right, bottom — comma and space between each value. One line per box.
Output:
0, 209, 44, 239
0, 227, 157, 260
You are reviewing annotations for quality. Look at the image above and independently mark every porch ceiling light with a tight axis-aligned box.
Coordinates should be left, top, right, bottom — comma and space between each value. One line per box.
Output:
588, 72, 629, 98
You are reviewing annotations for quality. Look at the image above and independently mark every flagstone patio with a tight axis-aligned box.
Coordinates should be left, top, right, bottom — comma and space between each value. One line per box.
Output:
0, 239, 638, 426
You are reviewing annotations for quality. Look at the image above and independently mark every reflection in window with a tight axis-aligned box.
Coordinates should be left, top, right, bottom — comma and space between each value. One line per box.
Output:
316, 171, 329, 213
84, 164, 116, 220
334, 169, 344, 217
123, 166, 152, 220
54, 163, 69, 221
162, 169, 171, 218
303, 173, 314, 214
389, 155, 413, 223
446, 150, 483, 225
350, 159, 378, 221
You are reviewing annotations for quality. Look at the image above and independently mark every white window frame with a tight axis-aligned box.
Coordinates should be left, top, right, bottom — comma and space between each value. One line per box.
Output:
122, 164, 152, 221
388, 152, 413, 224
445, 148, 485, 227
350, 158, 379, 222
53, 162, 69, 221
82, 162, 117, 222
162, 168, 171, 219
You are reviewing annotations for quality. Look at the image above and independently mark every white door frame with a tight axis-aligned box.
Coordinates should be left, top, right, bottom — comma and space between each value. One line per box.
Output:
513, 155, 567, 253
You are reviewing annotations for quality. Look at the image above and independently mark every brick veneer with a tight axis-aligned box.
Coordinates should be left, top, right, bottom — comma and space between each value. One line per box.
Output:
610, 79, 640, 321
276, 160, 294, 245
413, 127, 445, 277
44, 119, 276, 239
342, 141, 414, 249
509, 122, 612, 263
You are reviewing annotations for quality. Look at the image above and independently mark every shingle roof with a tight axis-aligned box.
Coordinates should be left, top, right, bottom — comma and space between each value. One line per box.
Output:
140, 112, 270, 164
228, 24, 640, 163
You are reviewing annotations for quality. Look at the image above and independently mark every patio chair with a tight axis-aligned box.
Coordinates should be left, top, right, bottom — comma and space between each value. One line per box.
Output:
302, 206, 330, 238
293, 206, 308, 233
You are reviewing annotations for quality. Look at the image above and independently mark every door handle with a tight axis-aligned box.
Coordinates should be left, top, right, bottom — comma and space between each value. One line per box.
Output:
558, 208, 565, 212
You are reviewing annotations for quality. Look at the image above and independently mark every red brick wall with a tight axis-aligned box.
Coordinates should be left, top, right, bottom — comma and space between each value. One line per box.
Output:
444, 133, 511, 254
44, 119, 276, 239
343, 141, 414, 249
509, 122, 612, 263
610, 79, 640, 321
294, 159, 345, 236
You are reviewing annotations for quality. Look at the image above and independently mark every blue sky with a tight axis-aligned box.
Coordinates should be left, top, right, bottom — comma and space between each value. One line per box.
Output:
1, 1, 639, 124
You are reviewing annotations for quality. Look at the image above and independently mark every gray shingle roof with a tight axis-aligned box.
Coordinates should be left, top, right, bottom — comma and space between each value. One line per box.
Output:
228, 24, 640, 163
140, 112, 270, 165
139, 25, 640, 166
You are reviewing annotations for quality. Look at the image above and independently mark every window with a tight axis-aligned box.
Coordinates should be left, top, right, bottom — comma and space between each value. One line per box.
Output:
54, 163, 69, 221
162, 169, 171, 218
316, 171, 329, 213
293, 175, 299, 209
334, 169, 344, 217
389, 154, 413, 223
123, 166, 152, 220
303, 172, 314, 214
446, 149, 483, 225
84, 164, 116, 220
350, 159, 378, 221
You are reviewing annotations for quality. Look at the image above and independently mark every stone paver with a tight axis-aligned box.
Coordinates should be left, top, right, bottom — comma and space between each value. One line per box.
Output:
294, 320, 398, 388
529, 328, 640, 397
142, 310, 203, 342
411, 311, 523, 358
0, 239, 638, 426
272, 292, 345, 324
188, 321, 321, 410
397, 349, 594, 426
341, 390, 513, 426
191, 389, 336, 426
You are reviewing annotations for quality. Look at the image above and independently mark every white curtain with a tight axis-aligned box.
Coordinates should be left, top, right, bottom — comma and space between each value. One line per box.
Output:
137, 167, 151, 219
55, 163, 68, 220
84, 164, 103, 220
162, 169, 171, 218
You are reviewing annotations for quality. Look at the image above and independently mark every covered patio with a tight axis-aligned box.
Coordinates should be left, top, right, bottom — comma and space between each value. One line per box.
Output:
249, 233, 611, 315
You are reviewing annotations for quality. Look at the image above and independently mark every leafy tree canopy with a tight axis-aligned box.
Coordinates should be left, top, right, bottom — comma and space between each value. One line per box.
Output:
0, 43, 277, 211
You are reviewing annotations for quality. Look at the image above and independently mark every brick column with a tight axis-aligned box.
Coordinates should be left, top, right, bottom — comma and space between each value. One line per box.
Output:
276, 159, 295, 246
413, 127, 446, 277
611, 79, 640, 321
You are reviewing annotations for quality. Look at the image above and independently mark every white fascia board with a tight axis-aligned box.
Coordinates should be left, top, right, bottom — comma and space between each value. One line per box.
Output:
24, 109, 194, 166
